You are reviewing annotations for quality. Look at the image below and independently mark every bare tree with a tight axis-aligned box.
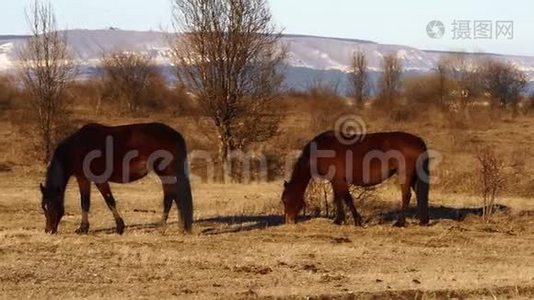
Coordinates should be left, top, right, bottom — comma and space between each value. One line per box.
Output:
435, 57, 451, 107
349, 50, 368, 107
447, 54, 485, 108
100, 52, 157, 113
170, 0, 286, 170
17, 1, 76, 161
378, 53, 402, 106
481, 60, 527, 111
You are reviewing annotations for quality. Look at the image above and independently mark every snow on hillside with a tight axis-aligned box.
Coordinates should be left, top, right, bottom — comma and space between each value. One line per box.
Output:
1, 29, 533, 91
0, 42, 15, 71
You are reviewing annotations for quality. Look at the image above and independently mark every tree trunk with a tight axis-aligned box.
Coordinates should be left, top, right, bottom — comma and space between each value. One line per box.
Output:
217, 123, 234, 183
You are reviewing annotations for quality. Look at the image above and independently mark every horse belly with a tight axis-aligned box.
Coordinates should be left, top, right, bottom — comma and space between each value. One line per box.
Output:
352, 160, 396, 186
110, 158, 149, 183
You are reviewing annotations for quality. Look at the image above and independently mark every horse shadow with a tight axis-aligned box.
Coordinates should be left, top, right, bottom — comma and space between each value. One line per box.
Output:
91, 204, 513, 235
92, 221, 163, 234
190, 204, 511, 234
380, 204, 511, 223
198, 215, 311, 235
91, 215, 299, 235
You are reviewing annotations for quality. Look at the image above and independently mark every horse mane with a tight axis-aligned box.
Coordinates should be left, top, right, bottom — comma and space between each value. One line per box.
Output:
44, 137, 73, 191
288, 140, 312, 185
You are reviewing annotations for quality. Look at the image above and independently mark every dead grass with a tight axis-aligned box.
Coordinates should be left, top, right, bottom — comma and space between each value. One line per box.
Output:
0, 173, 533, 299
1, 99, 534, 298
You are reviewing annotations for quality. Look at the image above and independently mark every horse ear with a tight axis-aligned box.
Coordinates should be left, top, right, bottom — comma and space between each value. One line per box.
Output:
39, 184, 46, 194
284, 180, 289, 188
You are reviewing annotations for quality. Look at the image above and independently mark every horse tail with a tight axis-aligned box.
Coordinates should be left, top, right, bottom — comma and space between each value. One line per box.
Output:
175, 134, 194, 233
415, 151, 430, 225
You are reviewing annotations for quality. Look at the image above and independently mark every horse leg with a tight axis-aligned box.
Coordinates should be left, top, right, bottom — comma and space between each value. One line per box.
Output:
413, 176, 430, 226
95, 182, 125, 235
343, 192, 364, 227
394, 183, 412, 227
332, 181, 347, 225
75, 177, 91, 234
161, 183, 175, 227
333, 198, 345, 225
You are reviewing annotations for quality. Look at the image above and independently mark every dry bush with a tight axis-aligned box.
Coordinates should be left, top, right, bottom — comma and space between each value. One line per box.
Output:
165, 85, 199, 116
304, 180, 377, 220
445, 54, 486, 107
349, 186, 378, 204
386, 100, 418, 123
404, 74, 447, 107
100, 52, 159, 114
476, 147, 506, 221
304, 79, 353, 133
305, 180, 333, 217
0, 75, 22, 115
481, 59, 527, 112
99, 52, 197, 116
66, 80, 101, 114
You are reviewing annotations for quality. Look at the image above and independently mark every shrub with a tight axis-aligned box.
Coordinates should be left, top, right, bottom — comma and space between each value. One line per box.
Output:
476, 147, 506, 221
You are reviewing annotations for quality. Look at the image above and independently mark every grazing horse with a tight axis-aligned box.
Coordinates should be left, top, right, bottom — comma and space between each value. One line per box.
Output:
282, 131, 430, 227
39, 122, 193, 234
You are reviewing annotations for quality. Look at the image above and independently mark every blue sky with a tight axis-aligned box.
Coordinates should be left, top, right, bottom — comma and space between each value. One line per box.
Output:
1, 0, 533, 56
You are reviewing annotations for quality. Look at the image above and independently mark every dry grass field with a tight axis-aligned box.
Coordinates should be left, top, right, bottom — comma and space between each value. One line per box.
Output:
1, 105, 534, 299
0, 175, 533, 299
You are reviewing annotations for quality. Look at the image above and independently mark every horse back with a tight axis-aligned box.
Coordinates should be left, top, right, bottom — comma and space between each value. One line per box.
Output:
74, 122, 183, 151
62, 123, 185, 182
312, 130, 426, 153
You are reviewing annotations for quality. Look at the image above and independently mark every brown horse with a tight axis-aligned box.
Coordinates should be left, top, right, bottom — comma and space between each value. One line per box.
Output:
282, 131, 430, 227
40, 122, 193, 234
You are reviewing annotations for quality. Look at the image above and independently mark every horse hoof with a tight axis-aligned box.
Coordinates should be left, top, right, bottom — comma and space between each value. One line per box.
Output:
393, 220, 406, 228
333, 219, 344, 226
116, 218, 125, 235
75, 224, 89, 235
158, 220, 168, 232
419, 219, 430, 226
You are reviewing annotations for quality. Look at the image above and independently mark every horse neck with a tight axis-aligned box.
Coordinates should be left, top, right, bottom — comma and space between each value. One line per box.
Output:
288, 152, 312, 198
45, 146, 71, 194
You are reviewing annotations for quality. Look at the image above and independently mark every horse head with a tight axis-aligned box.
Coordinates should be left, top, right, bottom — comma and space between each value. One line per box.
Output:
281, 180, 305, 224
40, 183, 65, 234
